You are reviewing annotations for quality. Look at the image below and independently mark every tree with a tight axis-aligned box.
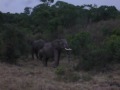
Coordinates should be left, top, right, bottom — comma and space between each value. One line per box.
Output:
0, 12, 3, 24
1, 24, 29, 63
24, 7, 32, 15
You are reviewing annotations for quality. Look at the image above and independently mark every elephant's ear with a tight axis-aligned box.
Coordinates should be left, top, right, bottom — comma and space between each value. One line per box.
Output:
52, 39, 61, 49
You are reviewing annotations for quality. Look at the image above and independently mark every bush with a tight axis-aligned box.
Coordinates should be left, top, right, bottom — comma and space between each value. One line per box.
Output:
1, 24, 29, 63
75, 34, 120, 71
105, 35, 120, 62
112, 28, 120, 36
102, 28, 113, 36
55, 66, 65, 76
75, 48, 109, 71
69, 32, 91, 56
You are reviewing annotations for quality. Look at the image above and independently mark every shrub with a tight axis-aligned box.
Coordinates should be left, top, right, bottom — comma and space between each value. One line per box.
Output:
69, 32, 91, 56
105, 35, 120, 62
55, 66, 65, 76
75, 34, 120, 71
75, 47, 110, 71
102, 28, 113, 36
112, 28, 120, 36
1, 24, 29, 63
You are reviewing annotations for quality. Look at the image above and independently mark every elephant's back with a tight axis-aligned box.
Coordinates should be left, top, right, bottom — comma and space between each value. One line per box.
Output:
32, 39, 45, 48
44, 42, 53, 50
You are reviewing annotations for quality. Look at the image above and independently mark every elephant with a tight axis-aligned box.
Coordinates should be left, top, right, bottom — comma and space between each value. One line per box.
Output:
38, 39, 72, 68
31, 39, 45, 59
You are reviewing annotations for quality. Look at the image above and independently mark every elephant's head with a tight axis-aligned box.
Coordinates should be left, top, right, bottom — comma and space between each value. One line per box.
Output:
52, 39, 72, 51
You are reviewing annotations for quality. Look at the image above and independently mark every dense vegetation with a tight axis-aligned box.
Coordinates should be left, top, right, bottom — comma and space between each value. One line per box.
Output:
0, 1, 120, 70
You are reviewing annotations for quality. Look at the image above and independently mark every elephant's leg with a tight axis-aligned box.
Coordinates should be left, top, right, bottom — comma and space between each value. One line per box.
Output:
38, 50, 43, 61
45, 58, 48, 66
53, 50, 59, 68
57, 51, 61, 65
39, 54, 43, 61
43, 57, 48, 67
35, 51, 39, 59
32, 52, 34, 59
32, 49, 34, 60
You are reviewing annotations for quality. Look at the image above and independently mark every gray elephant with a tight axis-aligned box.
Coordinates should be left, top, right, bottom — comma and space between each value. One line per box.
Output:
38, 39, 72, 67
31, 39, 45, 59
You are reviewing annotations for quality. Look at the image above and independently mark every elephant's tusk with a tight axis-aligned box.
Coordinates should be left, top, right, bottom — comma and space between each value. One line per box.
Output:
65, 48, 72, 51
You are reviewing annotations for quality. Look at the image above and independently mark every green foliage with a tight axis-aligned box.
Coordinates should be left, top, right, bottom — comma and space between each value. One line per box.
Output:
75, 48, 109, 71
24, 7, 31, 15
91, 6, 119, 22
102, 28, 113, 36
112, 28, 120, 36
55, 66, 65, 76
0, 24, 29, 63
69, 32, 91, 55
0, 12, 3, 24
75, 34, 120, 71
105, 35, 120, 62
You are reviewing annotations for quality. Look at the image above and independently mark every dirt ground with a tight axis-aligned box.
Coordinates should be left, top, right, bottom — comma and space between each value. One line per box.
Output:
0, 58, 120, 90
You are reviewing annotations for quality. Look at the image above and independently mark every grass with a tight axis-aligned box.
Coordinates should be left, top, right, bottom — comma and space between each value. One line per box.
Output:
0, 58, 120, 90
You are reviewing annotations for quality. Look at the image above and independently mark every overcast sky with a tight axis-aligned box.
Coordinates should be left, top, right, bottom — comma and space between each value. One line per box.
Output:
0, 0, 120, 13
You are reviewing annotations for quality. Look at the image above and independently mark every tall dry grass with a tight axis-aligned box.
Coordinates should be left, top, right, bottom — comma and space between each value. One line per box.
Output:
0, 58, 120, 90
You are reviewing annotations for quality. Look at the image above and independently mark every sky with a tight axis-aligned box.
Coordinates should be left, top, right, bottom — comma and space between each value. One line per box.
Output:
0, 0, 120, 13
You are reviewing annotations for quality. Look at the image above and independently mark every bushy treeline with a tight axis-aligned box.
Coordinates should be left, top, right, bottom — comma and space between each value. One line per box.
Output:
0, 24, 30, 63
70, 29, 120, 70
0, 1, 120, 70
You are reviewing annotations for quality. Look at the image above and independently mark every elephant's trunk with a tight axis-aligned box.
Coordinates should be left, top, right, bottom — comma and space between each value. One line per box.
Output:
66, 49, 72, 63
65, 47, 72, 62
